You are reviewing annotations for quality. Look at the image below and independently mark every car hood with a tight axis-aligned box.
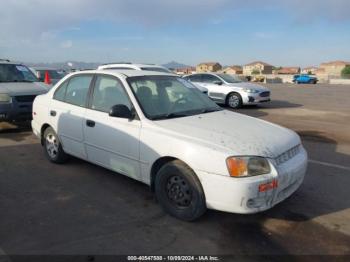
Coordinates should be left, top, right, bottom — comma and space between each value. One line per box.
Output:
227, 82, 269, 91
0, 82, 50, 96
154, 110, 300, 158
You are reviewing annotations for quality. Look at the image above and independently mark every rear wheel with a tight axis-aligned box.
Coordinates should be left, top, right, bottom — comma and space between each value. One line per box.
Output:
155, 160, 206, 221
43, 127, 68, 164
226, 93, 242, 109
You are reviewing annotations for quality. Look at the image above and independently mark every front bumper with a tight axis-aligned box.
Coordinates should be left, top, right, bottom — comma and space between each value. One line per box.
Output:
0, 99, 34, 122
241, 92, 271, 105
196, 147, 308, 214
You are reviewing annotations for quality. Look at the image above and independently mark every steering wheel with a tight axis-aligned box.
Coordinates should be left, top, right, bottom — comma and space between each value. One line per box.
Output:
167, 97, 189, 114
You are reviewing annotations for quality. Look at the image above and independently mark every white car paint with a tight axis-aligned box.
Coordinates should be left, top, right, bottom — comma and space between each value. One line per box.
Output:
32, 70, 307, 214
98, 63, 208, 94
98, 63, 172, 73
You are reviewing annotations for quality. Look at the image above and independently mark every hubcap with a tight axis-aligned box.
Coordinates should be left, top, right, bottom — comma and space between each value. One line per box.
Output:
228, 95, 239, 108
166, 175, 192, 208
46, 133, 59, 159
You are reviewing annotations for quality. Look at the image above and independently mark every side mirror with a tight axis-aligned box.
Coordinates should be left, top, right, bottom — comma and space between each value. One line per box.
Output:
109, 104, 134, 119
213, 80, 223, 85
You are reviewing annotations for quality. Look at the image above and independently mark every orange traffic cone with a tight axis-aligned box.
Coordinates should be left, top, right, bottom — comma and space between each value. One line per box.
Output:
44, 70, 52, 85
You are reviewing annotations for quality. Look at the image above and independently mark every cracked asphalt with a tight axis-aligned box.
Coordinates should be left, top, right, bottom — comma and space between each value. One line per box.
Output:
0, 83, 349, 257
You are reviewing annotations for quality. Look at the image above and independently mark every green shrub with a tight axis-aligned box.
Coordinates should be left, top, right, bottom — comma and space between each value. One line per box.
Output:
341, 66, 350, 79
251, 69, 260, 75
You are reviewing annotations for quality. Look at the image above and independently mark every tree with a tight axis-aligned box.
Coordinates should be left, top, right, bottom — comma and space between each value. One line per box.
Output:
341, 66, 350, 79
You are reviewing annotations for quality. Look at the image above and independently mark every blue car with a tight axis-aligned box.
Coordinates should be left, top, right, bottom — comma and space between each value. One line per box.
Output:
293, 74, 318, 84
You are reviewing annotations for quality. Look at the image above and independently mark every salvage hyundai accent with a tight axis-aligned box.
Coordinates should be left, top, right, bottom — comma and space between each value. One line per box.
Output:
32, 70, 308, 221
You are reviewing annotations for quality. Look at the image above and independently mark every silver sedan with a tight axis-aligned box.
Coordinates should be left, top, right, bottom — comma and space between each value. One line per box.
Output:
183, 73, 271, 109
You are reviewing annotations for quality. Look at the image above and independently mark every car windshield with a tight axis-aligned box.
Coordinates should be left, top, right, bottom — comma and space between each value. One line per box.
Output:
0, 64, 38, 83
217, 74, 242, 83
140, 67, 172, 73
128, 75, 222, 120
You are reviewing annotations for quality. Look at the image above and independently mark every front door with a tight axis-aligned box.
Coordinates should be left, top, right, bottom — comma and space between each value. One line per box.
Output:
84, 75, 141, 180
201, 74, 226, 102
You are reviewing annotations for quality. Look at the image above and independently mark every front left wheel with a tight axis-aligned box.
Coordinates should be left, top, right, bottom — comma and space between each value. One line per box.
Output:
43, 127, 68, 164
155, 160, 206, 221
226, 92, 242, 109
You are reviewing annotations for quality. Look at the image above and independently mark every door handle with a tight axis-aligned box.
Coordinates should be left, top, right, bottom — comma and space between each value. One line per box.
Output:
86, 119, 95, 127
50, 110, 56, 117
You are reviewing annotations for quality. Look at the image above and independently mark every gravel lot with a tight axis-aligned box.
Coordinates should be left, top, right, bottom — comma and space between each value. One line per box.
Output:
0, 83, 349, 257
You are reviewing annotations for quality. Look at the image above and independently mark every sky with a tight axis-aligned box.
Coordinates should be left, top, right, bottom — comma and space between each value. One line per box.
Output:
0, 0, 350, 67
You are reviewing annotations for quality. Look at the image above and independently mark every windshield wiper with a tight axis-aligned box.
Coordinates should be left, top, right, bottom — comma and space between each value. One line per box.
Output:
200, 108, 222, 114
152, 112, 189, 120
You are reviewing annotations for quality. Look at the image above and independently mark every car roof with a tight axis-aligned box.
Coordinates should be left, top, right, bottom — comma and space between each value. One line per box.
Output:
0, 60, 22, 65
71, 69, 175, 78
100, 63, 165, 68
32, 67, 59, 70
185, 72, 220, 77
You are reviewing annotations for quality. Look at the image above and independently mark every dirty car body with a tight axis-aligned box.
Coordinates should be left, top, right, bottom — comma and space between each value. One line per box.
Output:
32, 70, 307, 219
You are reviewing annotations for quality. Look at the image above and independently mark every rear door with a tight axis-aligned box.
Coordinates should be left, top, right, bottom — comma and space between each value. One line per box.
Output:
50, 74, 93, 159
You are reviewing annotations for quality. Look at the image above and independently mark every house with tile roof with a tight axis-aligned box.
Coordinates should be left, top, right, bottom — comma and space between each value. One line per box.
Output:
243, 61, 273, 75
219, 65, 243, 75
196, 62, 222, 72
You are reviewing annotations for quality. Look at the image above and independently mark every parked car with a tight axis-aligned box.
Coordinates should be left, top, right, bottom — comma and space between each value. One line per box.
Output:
0, 59, 50, 122
99, 62, 208, 94
30, 67, 66, 85
293, 74, 318, 84
183, 73, 271, 109
32, 70, 307, 221
98, 62, 173, 73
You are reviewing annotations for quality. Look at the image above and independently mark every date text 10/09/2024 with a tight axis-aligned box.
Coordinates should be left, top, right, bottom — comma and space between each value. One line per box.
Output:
127, 256, 220, 261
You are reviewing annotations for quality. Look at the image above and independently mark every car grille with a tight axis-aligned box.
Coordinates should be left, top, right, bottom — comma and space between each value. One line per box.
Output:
275, 145, 301, 166
15, 95, 37, 103
260, 91, 270, 97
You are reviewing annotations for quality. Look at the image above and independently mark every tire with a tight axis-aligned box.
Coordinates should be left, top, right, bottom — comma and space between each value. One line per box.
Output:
43, 127, 68, 164
226, 92, 242, 109
155, 160, 206, 221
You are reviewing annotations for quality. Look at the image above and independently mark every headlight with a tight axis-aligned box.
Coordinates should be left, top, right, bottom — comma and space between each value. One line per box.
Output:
226, 156, 271, 177
242, 88, 259, 93
0, 94, 11, 103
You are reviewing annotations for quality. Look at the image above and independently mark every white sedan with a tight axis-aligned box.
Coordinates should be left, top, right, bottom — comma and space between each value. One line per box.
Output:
32, 70, 307, 221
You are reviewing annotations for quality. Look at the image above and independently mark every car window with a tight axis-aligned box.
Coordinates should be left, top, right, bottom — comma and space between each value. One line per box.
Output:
37, 70, 61, 79
53, 80, 69, 101
187, 74, 202, 82
64, 75, 93, 107
91, 75, 132, 113
0, 64, 38, 83
202, 74, 220, 83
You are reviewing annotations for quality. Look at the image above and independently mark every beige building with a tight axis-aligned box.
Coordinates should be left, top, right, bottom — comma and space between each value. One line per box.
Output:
243, 61, 273, 75
319, 61, 350, 77
174, 67, 196, 75
276, 67, 300, 75
301, 66, 318, 75
219, 66, 243, 75
196, 62, 222, 73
